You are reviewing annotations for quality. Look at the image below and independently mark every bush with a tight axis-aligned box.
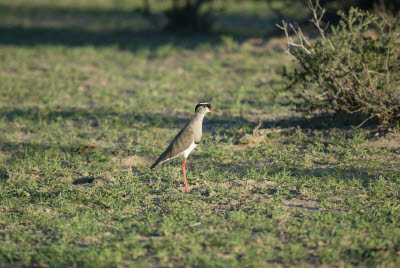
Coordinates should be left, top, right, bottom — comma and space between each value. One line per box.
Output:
278, 0, 400, 129
164, 0, 213, 31
143, 0, 214, 32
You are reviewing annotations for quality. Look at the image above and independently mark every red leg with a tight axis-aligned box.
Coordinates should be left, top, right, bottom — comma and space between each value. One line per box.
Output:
182, 158, 189, 193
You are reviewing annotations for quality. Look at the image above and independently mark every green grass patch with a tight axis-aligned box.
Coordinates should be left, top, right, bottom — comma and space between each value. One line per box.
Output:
0, 0, 399, 266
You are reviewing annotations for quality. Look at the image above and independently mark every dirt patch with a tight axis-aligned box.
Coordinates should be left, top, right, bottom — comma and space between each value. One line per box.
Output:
112, 155, 152, 167
11, 132, 39, 143
74, 233, 113, 246
239, 125, 295, 145
368, 132, 400, 151
73, 144, 103, 154
241, 37, 289, 52
239, 133, 268, 145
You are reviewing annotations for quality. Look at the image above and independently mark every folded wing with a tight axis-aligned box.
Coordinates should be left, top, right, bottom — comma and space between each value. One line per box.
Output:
151, 124, 194, 169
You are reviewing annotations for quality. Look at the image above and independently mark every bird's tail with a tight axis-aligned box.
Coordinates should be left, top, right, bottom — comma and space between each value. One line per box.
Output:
150, 156, 164, 170
150, 145, 171, 170
150, 161, 158, 170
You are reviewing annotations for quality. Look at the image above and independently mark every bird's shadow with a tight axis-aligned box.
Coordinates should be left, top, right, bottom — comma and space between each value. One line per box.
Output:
72, 176, 96, 185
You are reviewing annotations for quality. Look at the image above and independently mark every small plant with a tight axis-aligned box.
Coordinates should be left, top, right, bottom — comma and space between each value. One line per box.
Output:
278, 0, 400, 129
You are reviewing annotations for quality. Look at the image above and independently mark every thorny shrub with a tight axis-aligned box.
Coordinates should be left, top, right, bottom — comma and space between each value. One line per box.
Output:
278, 1, 400, 129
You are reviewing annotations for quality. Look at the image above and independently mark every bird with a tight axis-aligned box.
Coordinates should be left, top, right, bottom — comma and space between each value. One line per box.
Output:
151, 102, 217, 193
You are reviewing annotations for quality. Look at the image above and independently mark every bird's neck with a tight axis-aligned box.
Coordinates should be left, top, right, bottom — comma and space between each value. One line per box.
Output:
192, 113, 206, 129
191, 112, 206, 143
194, 112, 206, 122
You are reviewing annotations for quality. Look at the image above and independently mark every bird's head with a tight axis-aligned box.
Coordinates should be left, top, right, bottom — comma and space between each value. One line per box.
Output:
195, 102, 217, 114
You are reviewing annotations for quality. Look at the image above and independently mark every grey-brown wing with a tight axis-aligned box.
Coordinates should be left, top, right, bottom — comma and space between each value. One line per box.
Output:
151, 124, 194, 169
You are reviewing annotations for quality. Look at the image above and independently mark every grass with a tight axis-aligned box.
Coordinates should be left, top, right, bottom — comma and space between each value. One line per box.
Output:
1, 0, 400, 267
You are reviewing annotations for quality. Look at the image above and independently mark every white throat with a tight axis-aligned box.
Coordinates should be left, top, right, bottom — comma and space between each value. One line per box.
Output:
195, 111, 207, 120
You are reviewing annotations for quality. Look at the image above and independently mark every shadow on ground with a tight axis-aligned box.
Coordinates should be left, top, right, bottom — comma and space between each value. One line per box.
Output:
0, 106, 253, 130
0, 26, 226, 52
0, 2, 285, 51
72, 176, 96, 185
0, 105, 379, 132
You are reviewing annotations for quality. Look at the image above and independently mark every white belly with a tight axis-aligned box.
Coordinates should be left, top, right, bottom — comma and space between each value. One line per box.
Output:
181, 141, 197, 158
157, 141, 197, 166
